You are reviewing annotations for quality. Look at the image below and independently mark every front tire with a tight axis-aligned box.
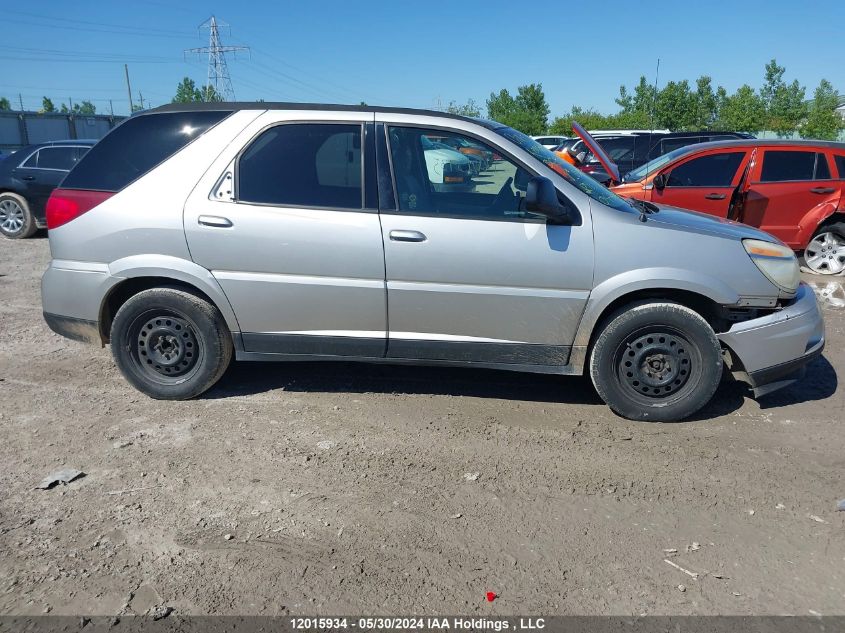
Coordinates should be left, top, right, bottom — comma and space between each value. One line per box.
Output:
110, 287, 233, 400
0, 193, 37, 239
589, 302, 723, 422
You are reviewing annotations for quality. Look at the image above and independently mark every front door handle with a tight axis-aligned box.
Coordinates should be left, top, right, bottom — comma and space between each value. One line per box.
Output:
704, 193, 726, 200
810, 187, 835, 194
198, 215, 233, 228
389, 229, 427, 243
21, 175, 35, 181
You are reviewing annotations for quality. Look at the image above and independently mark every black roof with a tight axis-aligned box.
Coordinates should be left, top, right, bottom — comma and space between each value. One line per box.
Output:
149, 101, 483, 125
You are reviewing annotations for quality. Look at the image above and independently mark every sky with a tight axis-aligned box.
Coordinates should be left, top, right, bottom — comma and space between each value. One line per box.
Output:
1, 0, 843, 117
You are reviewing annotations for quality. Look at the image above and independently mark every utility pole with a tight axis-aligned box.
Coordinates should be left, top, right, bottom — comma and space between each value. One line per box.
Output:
124, 64, 134, 112
138, 91, 144, 110
184, 16, 249, 102
18, 93, 24, 111
109, 100, 114, 116
69, 97, 74, 113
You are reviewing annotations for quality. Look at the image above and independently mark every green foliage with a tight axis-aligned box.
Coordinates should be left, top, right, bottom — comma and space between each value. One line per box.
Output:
759, 59, 806, 137
0, 97, 10, 111
171, 77, 221, 103
549, 107, 650, 135
716, 84, 766, 133
654, 80, 697, 130
801, 79, 844, 141
131, 104, 145, 112
41, 97, 56, 113
76, 100, 96, 115
445, 99, 481, 118
486, 84, 550, 135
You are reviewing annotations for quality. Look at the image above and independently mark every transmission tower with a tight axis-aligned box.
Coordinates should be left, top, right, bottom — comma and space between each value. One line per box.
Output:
184, 16, 249, 102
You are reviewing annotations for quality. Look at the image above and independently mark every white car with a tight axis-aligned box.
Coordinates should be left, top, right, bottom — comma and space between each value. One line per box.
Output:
421, 136, 473, 190
532, 135, 569, 150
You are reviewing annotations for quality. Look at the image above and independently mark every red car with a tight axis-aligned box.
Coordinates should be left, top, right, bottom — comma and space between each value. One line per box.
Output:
573, 124, 845, 275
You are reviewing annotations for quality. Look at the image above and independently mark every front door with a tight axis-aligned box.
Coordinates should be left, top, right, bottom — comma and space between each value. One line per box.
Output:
651, 150, 748, 217
742, 149, 841, 248
184, 117, 387, 357
377, 122, 593, 367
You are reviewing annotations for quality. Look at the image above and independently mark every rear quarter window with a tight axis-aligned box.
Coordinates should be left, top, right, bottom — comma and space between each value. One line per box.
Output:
835, 154, 845, 179
61, 111, 229, 191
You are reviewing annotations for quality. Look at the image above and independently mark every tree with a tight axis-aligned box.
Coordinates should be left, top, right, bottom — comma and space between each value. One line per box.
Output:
654, 80, 696, 130
801, 79, 844, 141
486, 84, 549, 135
0, 97, 10, 111
76, 100, 96, 115
717, 85, 766, 133
172, 77, 204, 103
759, 59, 806, 137
41, 97, 56, 113
445, 99, 481, 117
692, 76, 718, 130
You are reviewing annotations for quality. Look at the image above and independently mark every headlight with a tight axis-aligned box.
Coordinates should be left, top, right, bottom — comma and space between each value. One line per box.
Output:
742, 239, 800, 292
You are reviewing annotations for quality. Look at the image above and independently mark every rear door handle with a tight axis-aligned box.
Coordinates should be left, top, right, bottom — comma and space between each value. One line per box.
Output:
198, 215, 233, 228
389, 230, 427, 243
21, 175, 35, 181
810, 187, 835, 194
704, 193, 726, 200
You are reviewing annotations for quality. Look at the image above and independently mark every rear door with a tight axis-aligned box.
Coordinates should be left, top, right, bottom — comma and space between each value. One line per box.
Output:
742, 149, 840, 248
13, 146, 82, 215
651, 149, 748, 216
184, 114, 387, 357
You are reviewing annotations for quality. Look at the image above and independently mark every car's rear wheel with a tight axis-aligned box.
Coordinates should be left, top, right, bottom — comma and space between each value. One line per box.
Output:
0, 193, 37, 239
111, 287, 233, 400
803, 223, 845, 275
589, 302, 723, 422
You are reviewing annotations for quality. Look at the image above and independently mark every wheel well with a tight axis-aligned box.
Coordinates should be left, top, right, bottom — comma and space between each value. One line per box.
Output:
817, 212, 845, 231
99, 277, 218, 343
583, 289, 725, 373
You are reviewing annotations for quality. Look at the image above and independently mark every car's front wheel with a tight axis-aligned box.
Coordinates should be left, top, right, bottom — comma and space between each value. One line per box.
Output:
803, 222, 845, 275
589, 302, 723, 422
111, 287, 233, 400
0, 193, 37, 239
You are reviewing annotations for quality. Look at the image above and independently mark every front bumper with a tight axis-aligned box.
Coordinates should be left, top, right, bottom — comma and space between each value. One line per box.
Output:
718, 282, 825, 397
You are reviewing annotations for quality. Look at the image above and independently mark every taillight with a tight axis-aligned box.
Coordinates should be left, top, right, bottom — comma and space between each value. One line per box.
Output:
46, 189, 113, 230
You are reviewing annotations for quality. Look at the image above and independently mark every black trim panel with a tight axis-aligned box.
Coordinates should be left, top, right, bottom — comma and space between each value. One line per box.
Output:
747, 343, 825, 390
242, 333, 386, 357
43, 312, 100, 345
387, 340, 570, 365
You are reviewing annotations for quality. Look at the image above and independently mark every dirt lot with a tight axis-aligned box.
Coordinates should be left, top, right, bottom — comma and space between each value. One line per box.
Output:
1, 236, 843, 616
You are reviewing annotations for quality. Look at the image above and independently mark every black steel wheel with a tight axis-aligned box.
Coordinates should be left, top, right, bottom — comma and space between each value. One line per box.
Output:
111, 287, 232, 400
590, 302, 723, 422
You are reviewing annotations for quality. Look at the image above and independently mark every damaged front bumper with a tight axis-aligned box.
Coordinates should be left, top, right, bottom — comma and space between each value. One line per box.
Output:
718, 282, 825, 397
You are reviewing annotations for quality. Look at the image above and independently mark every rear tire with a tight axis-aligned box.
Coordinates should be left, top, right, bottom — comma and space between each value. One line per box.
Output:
802, 222, 845, 275
0, 193, 37, 239
110, 287, 233, 400
589, 302, 723, 422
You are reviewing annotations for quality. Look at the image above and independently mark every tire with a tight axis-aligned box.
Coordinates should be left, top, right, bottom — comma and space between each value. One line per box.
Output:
802, 222, 845, 276
0, 192, 37, 239
589, 302, 723, 422
110, 287, 233, 400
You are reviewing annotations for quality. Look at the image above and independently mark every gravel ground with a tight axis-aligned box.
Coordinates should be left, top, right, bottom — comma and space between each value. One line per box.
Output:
0, 235, 843, 616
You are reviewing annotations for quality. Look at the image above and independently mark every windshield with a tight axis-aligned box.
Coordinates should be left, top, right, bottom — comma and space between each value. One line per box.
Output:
494, 126, 632, 213
623, 145, 692, 182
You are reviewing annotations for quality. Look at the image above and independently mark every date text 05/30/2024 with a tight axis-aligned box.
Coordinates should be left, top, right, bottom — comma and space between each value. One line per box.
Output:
290, 618, 546, 631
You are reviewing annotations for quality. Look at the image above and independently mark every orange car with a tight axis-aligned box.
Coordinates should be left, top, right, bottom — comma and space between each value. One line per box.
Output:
573, 124, 845, 275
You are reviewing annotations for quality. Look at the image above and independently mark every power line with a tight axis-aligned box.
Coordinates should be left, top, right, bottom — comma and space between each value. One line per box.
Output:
184, 16, 249, 102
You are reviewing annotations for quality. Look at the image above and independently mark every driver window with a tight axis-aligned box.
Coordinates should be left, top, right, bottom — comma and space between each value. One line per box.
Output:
387, 126, 543, 221
666, 152, 745, 188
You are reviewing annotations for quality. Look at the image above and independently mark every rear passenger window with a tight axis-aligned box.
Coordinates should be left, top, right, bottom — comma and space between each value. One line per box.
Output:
835, 155, 845, 179
666, 152, 745, 187
760, 151, 816, 182
238, 123, 362, 209
62, 111, 229, 192
36, 147, 77, 171
22, 151, 38, 168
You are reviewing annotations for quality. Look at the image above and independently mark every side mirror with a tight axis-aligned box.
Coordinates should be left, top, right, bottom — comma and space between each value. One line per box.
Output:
653, 173, 667, 190
525, 176, 573, 225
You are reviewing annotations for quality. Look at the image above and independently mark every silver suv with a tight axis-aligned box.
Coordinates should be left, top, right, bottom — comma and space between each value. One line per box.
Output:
41, 104, 825, 421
